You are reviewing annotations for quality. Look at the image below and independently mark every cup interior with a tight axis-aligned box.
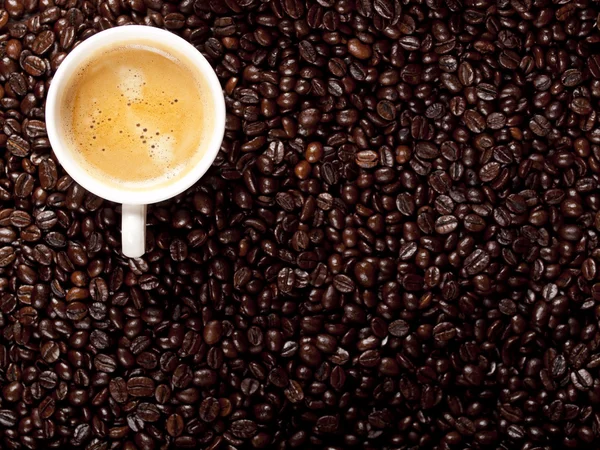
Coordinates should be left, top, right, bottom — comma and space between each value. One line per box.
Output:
45, 26, 226, 205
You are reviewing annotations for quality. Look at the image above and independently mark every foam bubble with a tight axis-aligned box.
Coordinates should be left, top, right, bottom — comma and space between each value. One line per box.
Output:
117, 67, 144, 103
149, 134, 175, 164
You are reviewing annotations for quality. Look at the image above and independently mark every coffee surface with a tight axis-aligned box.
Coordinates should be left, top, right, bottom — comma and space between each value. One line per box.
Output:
62, 44, 211, 188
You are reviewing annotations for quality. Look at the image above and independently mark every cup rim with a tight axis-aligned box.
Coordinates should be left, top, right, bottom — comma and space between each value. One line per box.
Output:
45, 25, 226, 205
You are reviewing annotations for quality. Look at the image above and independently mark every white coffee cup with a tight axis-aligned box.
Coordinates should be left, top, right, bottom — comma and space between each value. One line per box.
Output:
45, 26, 226, 258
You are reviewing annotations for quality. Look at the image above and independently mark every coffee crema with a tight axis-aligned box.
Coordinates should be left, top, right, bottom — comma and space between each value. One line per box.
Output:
61, 43, 213, 189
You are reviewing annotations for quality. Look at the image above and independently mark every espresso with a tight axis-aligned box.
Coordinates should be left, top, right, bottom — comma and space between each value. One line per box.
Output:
61, 44, 213, 189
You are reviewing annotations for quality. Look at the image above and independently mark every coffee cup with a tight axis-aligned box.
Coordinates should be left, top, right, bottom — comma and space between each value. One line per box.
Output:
45, 25, 225, 258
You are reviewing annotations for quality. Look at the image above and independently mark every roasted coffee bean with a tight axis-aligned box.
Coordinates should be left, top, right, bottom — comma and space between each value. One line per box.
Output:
463, 110, 486, 133
388, 319, 410, 337
571, 369, 593, 391
39, 159, 58, 189
376, 100, 396, 121
0, 246, 17, 267
109, 378, 128, 403
127, 377, 155, 397
415, 141, 439, 159
0, 410, 18, 427
486, 112, 506, 130
435, 215, 458, 234
530, 114, 551, 136
32, 30, 54, 55
93, 354, 117, 373
433, 322, 457, 341
356, 150, 379, 168
562, 69, 583, 87
23, 55, 46, 76
332, 274, 355, 293
8, 72, 27, 96
231, 419, 258, 439
199, 397, 220, 422
479, 162, 501, 182
284, 380, 304, 403
137, 402, 160, 422
464, 214, 486, 232
166, 413, 184, 436
7, 135, 30, 156
203, 320, 223, 345
463, 249, 491, 275
40, 340, 60, 363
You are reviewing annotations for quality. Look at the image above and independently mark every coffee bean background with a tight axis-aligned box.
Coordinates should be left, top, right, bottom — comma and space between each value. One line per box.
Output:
1, 0, 600, 449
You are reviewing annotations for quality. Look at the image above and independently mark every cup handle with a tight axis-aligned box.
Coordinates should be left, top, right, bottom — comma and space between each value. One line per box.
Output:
122, 204, 147, 258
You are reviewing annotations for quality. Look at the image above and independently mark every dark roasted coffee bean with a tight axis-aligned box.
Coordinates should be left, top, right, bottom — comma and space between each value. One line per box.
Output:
435, 215, 458, 234
23, 55, 46, 76
127, 377, 155, 397
562, 69, 583, 87
0, 247, 16, 267
433, 322, 456, 341
166, 413, 184, 437
199, 397, 220, 422
231, 419, 258, 439
282, 0, 304, 19
463, 110, 485, 133
0, 410, 18, 427
530, 114, 551, 136
7, 135, 30, 156
333, 274, 355, 293
415, 141, 439, 160
109, 378, 128, 403
94, 354, 117, 373
571, 369, 593, 391
137, 402, 160, 422
32, 30, 55, 55
376, 100, 395, 121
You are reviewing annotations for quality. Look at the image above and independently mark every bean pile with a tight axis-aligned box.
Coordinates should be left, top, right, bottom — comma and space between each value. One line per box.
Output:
2, 0, 600, 448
